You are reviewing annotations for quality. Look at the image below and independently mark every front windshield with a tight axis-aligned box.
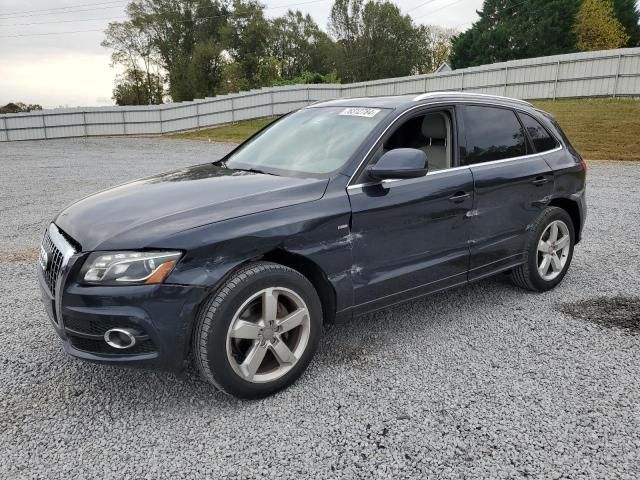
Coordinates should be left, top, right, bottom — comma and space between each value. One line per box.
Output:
222, 106, 390, 177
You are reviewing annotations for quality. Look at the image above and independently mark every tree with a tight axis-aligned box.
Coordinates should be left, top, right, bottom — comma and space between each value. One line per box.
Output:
124, 0, 229, 101
225, 0, 271, 88
269, 10, 336, 81
450, 0, 581, 68
329, 0, 427, 82
415, 25, 457, 73
612, 0, 640, 46
187, 38, 225, 98
113, 69, 164, 105
0, 102, 42, 114
102, 20, 163, 104
575, 0, 629, 51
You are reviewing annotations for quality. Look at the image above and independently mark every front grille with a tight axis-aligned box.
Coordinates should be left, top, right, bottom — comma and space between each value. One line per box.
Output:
41, 229, 65, 295
68, 335, 157, 355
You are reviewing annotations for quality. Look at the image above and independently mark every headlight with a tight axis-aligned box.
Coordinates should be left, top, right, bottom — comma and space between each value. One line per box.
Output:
80, 251, 182, 285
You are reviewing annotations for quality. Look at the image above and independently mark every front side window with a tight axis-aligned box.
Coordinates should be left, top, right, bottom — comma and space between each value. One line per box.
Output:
368, 111, 452, 173
461, 106, 527, 165
519, 112, 559, 153
223, 106, 390, 177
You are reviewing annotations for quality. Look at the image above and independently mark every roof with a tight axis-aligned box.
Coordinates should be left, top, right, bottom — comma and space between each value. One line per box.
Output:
435, 63, 452, 73
310, 91, 532, 110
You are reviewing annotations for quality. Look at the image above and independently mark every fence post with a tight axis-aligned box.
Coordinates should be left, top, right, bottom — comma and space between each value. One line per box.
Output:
423, 76, 428, 93
121, 110, 127, 135
196, 103, 201, 129
461, 71, 465, 91
613, 53, 622, 98
270, 90, 275, 117
504, 66, 508, 96
159, 107, 163, 134
307, 85, 311, 104
42, 113, 48, 139
231, 97, 236, 123
82, 111, 88, 137
2, 116, 7, 142
553, 60, 560, 101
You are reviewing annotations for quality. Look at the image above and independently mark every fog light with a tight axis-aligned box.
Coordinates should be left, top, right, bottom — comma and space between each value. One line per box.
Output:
104, 328, 137, 349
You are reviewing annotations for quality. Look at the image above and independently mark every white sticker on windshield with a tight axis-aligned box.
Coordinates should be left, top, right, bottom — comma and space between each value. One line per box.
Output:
339, 107, 381, 118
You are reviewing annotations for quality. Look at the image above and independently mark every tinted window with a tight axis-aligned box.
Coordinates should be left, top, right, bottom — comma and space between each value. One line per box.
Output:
461, 106, 527, 164
519, 113, 559, 152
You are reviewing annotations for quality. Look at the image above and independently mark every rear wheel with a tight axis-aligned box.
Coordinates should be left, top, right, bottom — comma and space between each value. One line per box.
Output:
511, 207, 575, 292
192, 262, 322, 398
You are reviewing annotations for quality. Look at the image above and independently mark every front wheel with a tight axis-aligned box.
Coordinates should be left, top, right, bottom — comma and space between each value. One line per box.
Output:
511, 207, 575, 292
192, 262, 322, 399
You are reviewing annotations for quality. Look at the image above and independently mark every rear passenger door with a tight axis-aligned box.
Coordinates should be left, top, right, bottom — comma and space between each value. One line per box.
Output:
459, 105, 555, 280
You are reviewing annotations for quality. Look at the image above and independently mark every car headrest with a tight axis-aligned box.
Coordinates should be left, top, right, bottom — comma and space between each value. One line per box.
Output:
422, 115, 446, 140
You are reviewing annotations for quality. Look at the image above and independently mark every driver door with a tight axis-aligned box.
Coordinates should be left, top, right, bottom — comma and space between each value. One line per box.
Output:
347, 107, 474, 314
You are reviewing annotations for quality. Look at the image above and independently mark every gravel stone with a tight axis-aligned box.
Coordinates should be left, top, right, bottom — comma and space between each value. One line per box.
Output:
0, 138, 639, 479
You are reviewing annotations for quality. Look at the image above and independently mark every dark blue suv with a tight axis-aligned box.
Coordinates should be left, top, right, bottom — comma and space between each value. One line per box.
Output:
38, 92, 586, 398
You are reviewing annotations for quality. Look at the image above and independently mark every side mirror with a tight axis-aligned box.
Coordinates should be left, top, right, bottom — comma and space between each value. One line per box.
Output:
367, 148, 428, 180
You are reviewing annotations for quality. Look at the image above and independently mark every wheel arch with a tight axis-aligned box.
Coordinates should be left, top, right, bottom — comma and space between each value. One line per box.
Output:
202, 248, 338, 327
260, 249, 337, 326
549, 197, 581, 243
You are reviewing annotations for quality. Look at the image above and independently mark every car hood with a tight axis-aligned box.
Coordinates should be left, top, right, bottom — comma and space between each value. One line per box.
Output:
55, 163, 329, 251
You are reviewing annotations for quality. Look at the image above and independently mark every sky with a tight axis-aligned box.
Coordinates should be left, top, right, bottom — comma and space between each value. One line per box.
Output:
0, 0, 484, 108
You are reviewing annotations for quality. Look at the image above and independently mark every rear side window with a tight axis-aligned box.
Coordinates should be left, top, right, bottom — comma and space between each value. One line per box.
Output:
460, 106, 527, 165
519, 112, 559, 153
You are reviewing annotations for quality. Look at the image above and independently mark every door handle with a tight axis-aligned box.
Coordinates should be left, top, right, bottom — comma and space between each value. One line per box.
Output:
449, 191, 470, 203
532, 176, 550, 186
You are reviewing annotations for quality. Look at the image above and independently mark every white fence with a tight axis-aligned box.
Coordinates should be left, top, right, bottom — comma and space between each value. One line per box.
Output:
2, 47, 640, 142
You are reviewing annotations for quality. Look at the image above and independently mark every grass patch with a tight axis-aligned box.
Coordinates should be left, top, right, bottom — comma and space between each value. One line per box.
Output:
532, 98, 640, 161
169, 99, 640, 161
170, 117, 275, 144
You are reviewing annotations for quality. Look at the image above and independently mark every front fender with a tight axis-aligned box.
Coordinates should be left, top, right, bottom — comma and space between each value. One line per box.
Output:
163, 191, 354, 313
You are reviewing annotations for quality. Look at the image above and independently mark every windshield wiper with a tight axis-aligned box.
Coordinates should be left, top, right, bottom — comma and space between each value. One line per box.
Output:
214, 160, 279, 176
231, 167, 279, 176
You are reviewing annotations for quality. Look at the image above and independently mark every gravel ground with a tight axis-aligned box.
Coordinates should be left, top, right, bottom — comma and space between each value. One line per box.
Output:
1, 137, 639, 479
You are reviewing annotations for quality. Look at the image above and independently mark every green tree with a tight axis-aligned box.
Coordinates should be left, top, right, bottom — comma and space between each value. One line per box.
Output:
225, 0, 271, 88
220, 61, 250, 94
113, 69, 164, 105
575, 0, 629, 51
329, 0, 427, 82
124, 0, 229, 101
612, 0, 640, 46
450, 0, 581, 68
270, 10, 336, 81
187, 38, 225, 98
102, 20, 163, 104
0, 102, 42, 114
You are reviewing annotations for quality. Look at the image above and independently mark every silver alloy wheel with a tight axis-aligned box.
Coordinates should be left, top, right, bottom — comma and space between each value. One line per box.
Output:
226, 287, 311, 383
537, 219, 571, 281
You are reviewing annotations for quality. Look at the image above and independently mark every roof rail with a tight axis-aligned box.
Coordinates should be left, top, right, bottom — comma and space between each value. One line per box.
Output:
413, 91, 532, 106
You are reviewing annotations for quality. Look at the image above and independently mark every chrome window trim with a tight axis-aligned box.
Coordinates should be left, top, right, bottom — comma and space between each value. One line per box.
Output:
346, 100, 563, 188
347, 146, 562, 191
347, 165, 471, 190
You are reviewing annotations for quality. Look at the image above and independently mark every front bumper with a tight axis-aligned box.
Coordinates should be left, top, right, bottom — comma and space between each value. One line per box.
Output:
38, 252, 208, 372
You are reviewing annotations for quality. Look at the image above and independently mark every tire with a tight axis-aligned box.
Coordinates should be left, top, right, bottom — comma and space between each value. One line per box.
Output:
192, 261, 323, 399
511, 207, 575, 292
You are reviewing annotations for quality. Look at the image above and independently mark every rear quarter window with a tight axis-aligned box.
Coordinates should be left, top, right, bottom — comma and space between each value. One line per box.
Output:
519, 112, 559, 153
460, 106, 527, 165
